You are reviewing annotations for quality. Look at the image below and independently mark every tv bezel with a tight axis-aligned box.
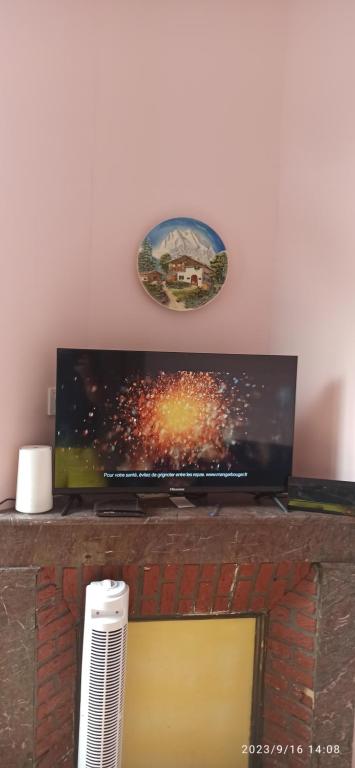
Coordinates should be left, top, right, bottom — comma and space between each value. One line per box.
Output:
54, 348, 297, 497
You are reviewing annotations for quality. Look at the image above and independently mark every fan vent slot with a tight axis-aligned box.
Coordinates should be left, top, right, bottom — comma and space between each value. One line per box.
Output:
86, 627, 127, 768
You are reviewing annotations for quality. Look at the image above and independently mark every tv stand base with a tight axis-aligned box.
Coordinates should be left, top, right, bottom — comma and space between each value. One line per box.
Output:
254, 492, 288, 514
170, 496, 196, 509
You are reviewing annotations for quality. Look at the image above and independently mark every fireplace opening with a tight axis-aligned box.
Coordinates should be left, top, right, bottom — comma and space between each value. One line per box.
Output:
122, 616, 260, 768
34, 561, 319, 767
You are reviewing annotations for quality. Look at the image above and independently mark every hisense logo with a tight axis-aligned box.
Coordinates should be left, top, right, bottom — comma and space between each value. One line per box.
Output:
170, 487, 185, 492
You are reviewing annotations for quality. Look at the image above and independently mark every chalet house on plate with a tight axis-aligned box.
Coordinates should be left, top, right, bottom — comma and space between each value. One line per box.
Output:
140, 270, 163, 285
167, 255, 213, 289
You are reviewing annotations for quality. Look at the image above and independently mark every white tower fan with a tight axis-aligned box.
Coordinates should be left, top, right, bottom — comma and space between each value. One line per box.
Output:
78, 579, 129, 768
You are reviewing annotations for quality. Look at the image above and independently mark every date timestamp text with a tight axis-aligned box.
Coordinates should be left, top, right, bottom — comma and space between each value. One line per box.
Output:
242, 745, 341, 756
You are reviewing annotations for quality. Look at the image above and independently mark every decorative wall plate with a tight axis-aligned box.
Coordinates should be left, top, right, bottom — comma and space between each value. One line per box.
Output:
137, 217, 228, 311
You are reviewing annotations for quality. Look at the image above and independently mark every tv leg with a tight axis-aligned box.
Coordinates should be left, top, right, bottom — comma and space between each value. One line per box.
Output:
254, 492, 288, 514
271, 495, 288, 514
61, 494, 83, 517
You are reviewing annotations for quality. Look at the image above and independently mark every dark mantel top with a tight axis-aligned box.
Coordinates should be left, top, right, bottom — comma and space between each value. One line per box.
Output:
0, 494, 354, 567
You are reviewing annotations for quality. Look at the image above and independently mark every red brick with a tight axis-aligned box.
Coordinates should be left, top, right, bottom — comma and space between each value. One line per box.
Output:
214, 595, 229, 612
37, 678, 57, 705
67, 603, 80, 622
37, 640, 56, 664
291, 758, 309, 768
121, 565, 138, 611
267, 639, 292, 660
280, 591, 316, 613
36, 721, 74, 767
128, 586, 136, 616
263, 702, 287, 728
59, 664, 76, 686
276, 561, 293, 579
260, 758, 278, 768
200, 564, 216, 581
269, 622, 315, 651
178, 598, 194, 613
53, 756, 73, 768
37, 567, 56, 586
37, 584, 57, 608
295, 578, 317, 596
255, 563, 274, 593
36, 716, 73, 758
143, 565, 160, 597
289, 685, 314, 709
37, 684, 74, 721
263, 719, 288, 741
37, 746, 73, 768
294, 563, 311, 583
217, 564, 237, 595
36, 716, 54, 743
250, 594, 266, 612
37, 747, 73, 768
36, 701, 72, 743
288, 715, 313, 742
271, 604, 290, 622
238, 563, 257, 578
269, 579, 288, 606
294, 649, 315, 671
37, 600, 69, 628
38, 647, 75, 684
263, 722, 310, 753
160, 582, 176, 615
268, 692, 312, 723
122, 565, 139, 615
232, 580, 252, 611
63, 568, 79, 602
306, 567, 317, 581
180, 565, 199, 597
57, 628, 76, 653
295, 612, 317, 633
163, 564, 179, 581
82, 565, 102, 586
266, 752, 307, 768
141, 598, 157, 616
122, 564, 139, 585
195, 581, 213, 612
101, 564, 121, 581
271, 658, 313, 689
264, 672, 289, 693
263, 731, 310, 765
37, 612, 74, 643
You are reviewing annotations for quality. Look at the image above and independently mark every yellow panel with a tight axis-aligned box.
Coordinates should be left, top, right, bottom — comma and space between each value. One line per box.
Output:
122, 618, 255, 768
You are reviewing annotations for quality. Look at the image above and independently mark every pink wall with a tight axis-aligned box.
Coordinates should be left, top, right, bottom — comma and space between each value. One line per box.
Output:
2, 0, 354, 497
272, 0, 355, 481
0, 0, 286, 496
0, 1, 94, 495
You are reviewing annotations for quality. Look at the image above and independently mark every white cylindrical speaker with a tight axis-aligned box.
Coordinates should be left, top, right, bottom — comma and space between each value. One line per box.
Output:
15, 445, 53, 514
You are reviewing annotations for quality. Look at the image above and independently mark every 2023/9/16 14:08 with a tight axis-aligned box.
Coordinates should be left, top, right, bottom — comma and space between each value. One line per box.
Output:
241, 745, 341, 755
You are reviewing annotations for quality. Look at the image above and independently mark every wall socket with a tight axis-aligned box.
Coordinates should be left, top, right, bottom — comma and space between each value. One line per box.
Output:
47, 387, 56, 416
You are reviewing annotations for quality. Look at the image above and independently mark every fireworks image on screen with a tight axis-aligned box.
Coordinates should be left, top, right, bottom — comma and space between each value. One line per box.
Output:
88, 370, 261, 471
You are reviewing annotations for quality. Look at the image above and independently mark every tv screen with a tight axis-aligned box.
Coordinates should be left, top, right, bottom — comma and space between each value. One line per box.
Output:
54, 349, 297, 494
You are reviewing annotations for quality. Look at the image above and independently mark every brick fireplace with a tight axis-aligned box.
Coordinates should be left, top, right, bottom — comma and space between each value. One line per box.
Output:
35, 560, 318, 768
0, 501, 354, 767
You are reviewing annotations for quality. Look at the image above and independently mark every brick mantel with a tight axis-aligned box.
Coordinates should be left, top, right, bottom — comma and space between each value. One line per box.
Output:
0, 501, 354, 768
1, 501, 355, 566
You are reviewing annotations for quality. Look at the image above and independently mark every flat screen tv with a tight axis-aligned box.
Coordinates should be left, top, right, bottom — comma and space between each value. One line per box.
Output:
54, 349, 297, 496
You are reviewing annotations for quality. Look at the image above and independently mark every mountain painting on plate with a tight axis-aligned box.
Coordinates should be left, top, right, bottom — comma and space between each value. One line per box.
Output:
137, 217, 228, 311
